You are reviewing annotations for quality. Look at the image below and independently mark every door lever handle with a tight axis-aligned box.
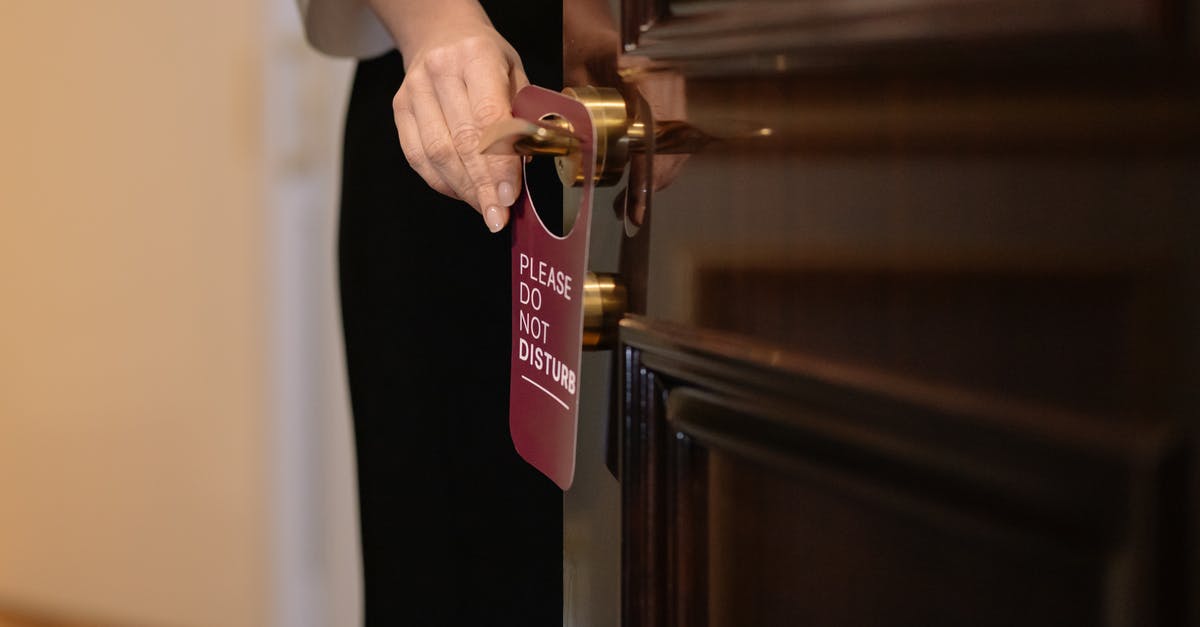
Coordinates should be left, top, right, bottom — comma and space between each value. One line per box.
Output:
480, 86, 706, 188
479, 117, 579, 158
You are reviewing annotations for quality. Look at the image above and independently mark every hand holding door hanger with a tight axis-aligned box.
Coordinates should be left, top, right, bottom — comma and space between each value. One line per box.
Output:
369, 0, 693, 489
367, 0, 529, 233
494, 74, 703, 487
370, 0, 688, 234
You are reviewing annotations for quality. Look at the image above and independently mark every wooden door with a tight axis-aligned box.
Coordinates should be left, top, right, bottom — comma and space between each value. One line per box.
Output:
574, 1, 1200, 625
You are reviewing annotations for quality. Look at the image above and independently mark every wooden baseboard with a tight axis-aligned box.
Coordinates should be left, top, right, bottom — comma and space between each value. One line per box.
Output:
0, 607, 136, 627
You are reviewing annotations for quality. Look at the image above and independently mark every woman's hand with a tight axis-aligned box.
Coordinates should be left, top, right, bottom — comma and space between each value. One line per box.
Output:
370, 0, 528, 232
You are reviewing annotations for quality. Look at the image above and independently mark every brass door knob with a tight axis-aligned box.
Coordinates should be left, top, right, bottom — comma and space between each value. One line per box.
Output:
554, 86, 634, 188
582, 272, 627, 350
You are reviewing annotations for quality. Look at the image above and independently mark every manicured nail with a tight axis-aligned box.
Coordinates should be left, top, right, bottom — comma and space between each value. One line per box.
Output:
485, 206, 505, 233
497, 181, 516, 206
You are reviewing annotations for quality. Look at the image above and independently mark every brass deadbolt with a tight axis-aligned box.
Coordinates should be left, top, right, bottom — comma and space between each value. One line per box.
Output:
582, 272, 627, 350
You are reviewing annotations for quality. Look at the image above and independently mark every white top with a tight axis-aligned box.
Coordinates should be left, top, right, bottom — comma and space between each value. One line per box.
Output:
296, 0, 394, 59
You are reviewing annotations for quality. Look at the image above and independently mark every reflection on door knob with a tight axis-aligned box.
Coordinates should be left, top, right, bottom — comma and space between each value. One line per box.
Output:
582, 272, 627, 351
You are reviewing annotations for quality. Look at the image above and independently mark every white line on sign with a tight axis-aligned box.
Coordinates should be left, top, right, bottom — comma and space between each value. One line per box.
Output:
521, 374, 570, 410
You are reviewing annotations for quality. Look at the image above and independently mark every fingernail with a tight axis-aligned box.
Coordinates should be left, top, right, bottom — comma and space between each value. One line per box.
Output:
485, 206, 505, 233
497, 181, 516, 206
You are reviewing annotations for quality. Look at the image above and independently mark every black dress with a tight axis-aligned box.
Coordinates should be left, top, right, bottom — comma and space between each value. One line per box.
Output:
337, 4, 563, 625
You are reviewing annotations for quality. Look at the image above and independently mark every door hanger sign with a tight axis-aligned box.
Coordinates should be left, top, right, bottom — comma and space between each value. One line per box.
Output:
508, 85, 596, 490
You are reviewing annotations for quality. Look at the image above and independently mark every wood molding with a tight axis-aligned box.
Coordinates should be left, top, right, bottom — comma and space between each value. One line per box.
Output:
0, 607, 142, 627
622, 0, 1189, 74
618, 315, 1192, 625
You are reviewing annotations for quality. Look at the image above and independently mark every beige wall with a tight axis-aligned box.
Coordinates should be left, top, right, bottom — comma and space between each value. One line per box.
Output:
0, 2, 300, 626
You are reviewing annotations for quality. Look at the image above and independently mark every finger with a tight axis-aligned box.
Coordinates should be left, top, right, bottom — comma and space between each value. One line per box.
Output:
489, 155, 521, 207
624, 155, 650, 227
394, 103, 455, 198
499, 62, 532, 206
407, 76, 476, 209
652, 154, 687, 191
510, 59, 530, 92
431, 70, 507, 232
463, 57, 522, 208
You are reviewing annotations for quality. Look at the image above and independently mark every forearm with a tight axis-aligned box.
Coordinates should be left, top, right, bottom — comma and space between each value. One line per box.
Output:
366, 0, 493, 62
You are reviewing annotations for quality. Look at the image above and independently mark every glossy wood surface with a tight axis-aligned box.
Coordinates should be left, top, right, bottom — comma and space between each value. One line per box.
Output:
596, 0, 1200, 625
623, 0, 1193, 74
620, 317, 1192, 625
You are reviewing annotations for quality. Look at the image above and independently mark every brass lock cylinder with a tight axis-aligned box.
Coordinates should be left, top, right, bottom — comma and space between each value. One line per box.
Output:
582, 272, 627, 350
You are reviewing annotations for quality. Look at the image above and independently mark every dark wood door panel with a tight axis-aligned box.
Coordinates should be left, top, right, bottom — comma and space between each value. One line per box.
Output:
603, 2, 1200, 626
693, 266, 1179, 416
622, 0, 1195, 74
704, 450, 1101, 627
619, 317, 1191, 627
643, 150, 1200, 415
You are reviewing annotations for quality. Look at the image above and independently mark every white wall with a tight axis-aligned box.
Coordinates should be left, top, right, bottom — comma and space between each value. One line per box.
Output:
263, 1, 360, 625
0, 1, 358, 625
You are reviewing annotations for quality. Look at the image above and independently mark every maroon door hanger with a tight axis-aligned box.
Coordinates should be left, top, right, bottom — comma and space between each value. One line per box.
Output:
508, 86, 596, 490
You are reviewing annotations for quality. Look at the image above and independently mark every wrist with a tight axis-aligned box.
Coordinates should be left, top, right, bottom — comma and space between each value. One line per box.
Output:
367, 0, 494, 64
